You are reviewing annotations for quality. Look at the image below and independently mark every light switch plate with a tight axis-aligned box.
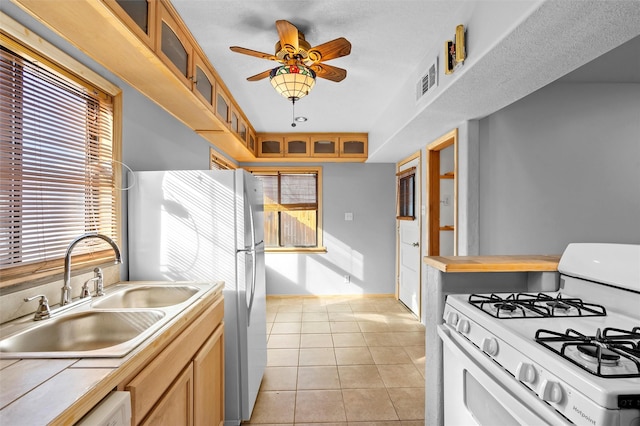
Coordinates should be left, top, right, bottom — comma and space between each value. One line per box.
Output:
345, 212, 354, 221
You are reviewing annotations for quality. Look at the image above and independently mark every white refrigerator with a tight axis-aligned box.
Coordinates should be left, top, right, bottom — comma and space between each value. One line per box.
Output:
127, 169, 266, 425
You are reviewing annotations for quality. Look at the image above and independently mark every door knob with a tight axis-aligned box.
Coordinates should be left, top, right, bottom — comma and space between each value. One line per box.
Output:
412, 242, 419, 247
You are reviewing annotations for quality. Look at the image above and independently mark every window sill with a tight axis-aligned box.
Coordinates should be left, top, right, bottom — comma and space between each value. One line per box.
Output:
265, 247, 328, 254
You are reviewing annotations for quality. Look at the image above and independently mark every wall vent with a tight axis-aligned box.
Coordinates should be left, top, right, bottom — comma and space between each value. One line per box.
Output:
417, 57, 438, 101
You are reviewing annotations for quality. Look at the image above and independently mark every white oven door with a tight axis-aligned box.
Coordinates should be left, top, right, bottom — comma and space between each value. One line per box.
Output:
438, 326, 571, 426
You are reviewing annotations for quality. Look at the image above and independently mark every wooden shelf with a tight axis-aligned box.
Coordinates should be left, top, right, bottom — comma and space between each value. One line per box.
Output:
440, 172, 455, 179
423, 255, 561, 273
439, 226, 455, 231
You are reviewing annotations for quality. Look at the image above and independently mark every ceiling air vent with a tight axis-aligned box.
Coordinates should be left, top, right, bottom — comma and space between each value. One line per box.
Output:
416, 58, 438, 101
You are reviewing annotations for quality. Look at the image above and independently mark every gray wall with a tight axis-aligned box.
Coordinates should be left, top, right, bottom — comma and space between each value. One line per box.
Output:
251, 163, 397, 295
478, 82, 640, 254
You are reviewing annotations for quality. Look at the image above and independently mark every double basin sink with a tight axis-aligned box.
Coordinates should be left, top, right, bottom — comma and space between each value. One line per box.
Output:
0, 282, 216, 359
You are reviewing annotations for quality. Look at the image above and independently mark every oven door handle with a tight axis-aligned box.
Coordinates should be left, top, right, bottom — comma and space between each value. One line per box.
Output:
438, 325, 571, 426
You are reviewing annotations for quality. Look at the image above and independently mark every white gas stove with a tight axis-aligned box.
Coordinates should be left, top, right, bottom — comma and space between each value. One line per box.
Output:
438, 243, 640, 426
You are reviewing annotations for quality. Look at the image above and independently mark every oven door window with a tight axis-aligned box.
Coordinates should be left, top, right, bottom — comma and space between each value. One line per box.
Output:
465, 371, 519, 425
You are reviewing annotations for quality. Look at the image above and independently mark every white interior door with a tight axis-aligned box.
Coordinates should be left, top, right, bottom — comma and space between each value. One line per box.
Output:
397, 157, 421, 317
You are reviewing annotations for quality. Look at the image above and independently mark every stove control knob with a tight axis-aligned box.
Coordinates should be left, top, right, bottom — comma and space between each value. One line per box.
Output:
446, 312, 459, 326
456, 319, 470, 334
540, 379, 563, 404
516, 362, 536, 384
481, 337, 499, 356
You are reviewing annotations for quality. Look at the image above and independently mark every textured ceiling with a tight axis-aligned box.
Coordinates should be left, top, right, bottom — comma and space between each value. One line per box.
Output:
171, 0, 640, 163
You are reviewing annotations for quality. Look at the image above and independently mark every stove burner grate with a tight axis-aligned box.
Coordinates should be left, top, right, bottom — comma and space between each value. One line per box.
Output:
468, 292, 607, 319
535, 327, 640, 378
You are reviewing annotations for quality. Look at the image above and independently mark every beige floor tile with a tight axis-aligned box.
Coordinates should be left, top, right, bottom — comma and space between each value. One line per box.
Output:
328, 312, 356, 322
277, 304, 303, 313
300, 333, 333, 348
299, 347, 336, 366
297, 366, 341, 390
386, 321, 425, 332
260, 366, 298, 391
247, 390, 296, 424
270, 322, 302, 334
377, 364, 424, 388
387, 387, 425, 420
302, 312, 330, 322
348, 422, 403, 426
274, 312, 302, 322
342, 388, 399, 422
394, 332, 425, 346
332, 333, 366, 347
301, 321, 331, 334
267, 348, 299, 366
357, 320, 390, 332
402, 346, 425, 363
363, 332, 400, 347
369, 346, 413, 365
326, 302, 353, 312
400, 421, 425, 426
338, 365, 385, 388
268, 334, 300, 349
334, 347, 375, 365
330, 321, 360, 333
295, 390, 346, 423
302, 304, 328, 312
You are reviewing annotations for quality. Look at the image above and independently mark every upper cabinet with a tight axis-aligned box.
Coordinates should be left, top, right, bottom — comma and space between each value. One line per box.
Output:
156, 2, 193, 88
192, 53, 215, 112
103, 0, 155, 48
255, 133, 368, 162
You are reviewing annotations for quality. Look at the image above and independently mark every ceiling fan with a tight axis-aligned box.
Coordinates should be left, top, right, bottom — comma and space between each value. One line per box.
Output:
230, 20, 352, 83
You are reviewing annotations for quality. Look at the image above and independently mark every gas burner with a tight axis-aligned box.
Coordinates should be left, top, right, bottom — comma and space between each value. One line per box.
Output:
535, 327, 640, 378
468, 292, 608, 319
546, 300, 570, 311
468, 294, 529, 318
494, 302, 516, 312
577, 345, 621, 365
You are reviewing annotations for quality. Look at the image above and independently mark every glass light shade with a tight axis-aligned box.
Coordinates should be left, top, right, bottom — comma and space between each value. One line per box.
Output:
269, 65, 316, 101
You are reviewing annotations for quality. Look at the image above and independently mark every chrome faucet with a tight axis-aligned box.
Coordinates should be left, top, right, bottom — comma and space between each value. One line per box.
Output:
62, 233, 122, 306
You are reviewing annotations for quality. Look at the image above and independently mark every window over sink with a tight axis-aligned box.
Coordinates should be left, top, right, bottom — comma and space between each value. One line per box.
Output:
0, 31, 122, 287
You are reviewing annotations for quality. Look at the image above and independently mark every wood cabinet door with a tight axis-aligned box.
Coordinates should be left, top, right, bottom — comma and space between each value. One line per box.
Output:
311, 135, 339, 157
141, 363, 194, 426
103, 0, 156, 48
193, 53, 215, 112
193, 324, 225, 426
258, 136, 284, 157
285, 136, 310, 157
339, 136, 368, 157
156, 2, 193, 88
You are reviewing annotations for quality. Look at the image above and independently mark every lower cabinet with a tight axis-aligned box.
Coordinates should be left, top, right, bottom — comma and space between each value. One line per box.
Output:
141, 364, 194, 426
124, 295, 224, 425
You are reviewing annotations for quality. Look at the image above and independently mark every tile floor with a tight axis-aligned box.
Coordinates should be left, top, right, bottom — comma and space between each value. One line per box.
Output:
244, 295, 426, 426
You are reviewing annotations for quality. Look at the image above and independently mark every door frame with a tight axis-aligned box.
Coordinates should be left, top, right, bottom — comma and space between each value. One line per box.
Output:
426, 129, 458, 256
395, 151, 422, 316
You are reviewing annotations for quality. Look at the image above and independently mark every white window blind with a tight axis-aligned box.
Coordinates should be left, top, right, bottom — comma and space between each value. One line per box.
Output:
0, 45, 117, 278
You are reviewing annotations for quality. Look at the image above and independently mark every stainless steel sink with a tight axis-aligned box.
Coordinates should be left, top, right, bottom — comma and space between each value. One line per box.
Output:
91, 285, 200, 309
0, 310, 165, 358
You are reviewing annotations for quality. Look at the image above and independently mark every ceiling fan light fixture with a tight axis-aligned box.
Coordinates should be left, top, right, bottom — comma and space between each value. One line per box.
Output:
269, 64, 316, 101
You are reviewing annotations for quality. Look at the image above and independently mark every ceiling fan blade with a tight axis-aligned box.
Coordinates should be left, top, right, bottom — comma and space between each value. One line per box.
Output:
247, 69, 273, 81
230, 46, 277, 61
276, 20, 299, 55
308, 37, 352, 63
310, 63, 347, 82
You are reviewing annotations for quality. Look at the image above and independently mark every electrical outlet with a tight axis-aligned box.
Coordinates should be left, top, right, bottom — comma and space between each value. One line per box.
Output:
343, 275, 350, 284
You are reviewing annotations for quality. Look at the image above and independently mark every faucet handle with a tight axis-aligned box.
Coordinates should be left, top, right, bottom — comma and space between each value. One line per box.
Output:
23, 295, 51, 321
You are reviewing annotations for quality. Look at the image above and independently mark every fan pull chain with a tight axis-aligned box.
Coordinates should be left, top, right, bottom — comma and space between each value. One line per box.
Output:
291, 98, 297, 127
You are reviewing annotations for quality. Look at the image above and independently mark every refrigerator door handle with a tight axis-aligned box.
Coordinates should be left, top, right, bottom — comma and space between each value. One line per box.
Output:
246, 192, 258, 326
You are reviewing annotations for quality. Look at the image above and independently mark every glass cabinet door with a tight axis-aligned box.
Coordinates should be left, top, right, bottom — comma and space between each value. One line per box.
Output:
311, 136, 338, 157
105, 0, 155, 47
157, 3, 192, 88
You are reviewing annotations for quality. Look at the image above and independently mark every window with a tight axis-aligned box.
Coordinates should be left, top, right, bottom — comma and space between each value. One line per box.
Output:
248, 167, 324, 251
0, 36, 120, 287
397, 167, 416, 220
209, 148, 235, 170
